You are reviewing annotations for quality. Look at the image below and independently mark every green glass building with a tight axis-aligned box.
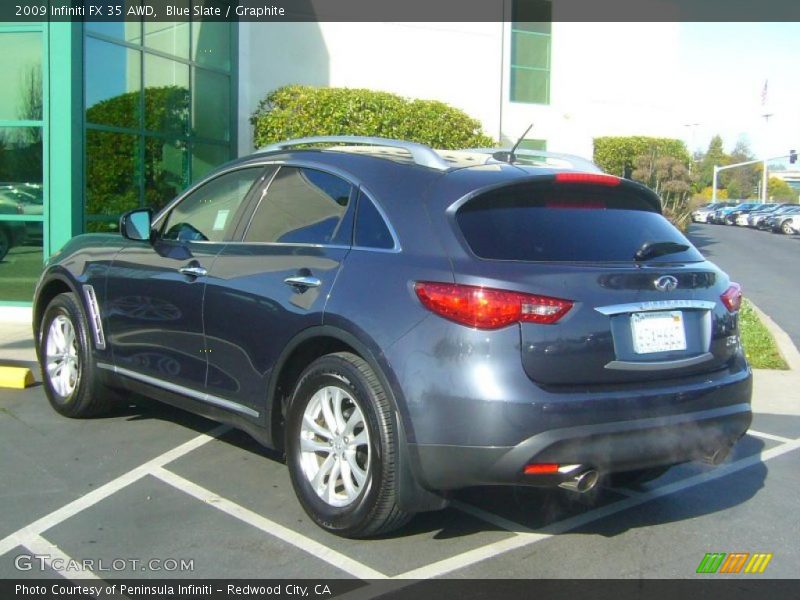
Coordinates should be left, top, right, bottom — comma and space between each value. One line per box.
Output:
0, 21, 236, 305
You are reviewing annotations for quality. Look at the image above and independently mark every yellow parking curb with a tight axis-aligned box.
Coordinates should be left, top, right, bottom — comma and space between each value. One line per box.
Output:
0, 366, 35, 389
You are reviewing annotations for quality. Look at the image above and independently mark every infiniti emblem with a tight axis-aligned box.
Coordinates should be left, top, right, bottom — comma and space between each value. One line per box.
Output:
654, 275, 678, 292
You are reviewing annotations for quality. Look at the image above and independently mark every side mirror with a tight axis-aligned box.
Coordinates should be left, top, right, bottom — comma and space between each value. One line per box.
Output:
120, 208, 154, 242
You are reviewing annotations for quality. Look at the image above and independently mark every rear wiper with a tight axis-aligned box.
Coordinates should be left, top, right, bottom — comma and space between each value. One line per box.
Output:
634, 241, 690, 261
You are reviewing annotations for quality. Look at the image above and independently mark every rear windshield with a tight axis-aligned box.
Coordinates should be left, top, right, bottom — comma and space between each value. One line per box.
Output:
456, 184, 704, 263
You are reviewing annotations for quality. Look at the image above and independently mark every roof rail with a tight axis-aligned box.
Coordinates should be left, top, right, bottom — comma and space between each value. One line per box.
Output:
257, 135, 451, 171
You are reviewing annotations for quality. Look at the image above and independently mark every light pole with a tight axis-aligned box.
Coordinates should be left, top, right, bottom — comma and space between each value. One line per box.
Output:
684, 122, 700, 174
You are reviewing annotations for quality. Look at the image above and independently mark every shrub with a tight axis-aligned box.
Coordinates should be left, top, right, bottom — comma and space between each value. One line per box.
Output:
251, 85, 496, 150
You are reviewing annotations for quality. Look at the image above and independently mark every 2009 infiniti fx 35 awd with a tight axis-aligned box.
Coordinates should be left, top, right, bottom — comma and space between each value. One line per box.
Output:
34, 137, 751, 537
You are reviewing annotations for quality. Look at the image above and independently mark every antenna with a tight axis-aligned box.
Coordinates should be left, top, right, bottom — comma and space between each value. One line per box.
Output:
507, 123, 534, 164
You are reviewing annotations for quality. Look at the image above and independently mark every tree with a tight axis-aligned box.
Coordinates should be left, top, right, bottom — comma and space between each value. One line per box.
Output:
593, 136, 694, 230
593, 136, 690, 178
694, 135, 728, 192
768, 177, 797, 201
722, 137, 760, 200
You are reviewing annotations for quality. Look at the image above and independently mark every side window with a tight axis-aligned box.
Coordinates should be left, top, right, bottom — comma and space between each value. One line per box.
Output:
355, 191, 395, 249
244, 167, 352, 245
162, 167, 265, 242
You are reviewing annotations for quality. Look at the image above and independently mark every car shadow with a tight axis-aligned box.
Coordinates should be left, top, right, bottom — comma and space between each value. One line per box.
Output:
109, 394, 776, 541
685, 225, 718, 253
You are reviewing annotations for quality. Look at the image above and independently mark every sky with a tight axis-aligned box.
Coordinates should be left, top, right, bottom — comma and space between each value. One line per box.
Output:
676, 22, 800, 164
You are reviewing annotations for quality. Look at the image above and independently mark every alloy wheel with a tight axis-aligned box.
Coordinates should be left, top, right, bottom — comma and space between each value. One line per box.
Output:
45, 314, 80, 397
299, 385, 371, 507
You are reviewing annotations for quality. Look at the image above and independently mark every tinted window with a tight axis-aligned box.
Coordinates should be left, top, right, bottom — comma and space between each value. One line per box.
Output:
162, 167, 264, 242
457, 184, 703, 263
244, 167, 352, 244
355, 192, 394, 249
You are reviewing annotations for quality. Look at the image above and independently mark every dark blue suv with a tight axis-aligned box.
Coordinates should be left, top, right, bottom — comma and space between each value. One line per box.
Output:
33, 137, 752, 537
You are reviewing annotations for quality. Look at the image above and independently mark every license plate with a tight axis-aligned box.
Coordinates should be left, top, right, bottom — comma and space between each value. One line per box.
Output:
631, 311, 687, 354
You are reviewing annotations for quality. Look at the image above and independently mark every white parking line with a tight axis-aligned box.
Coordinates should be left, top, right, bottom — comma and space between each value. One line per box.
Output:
151, 467, 387, 580
748, 429, 794, 444
395, 436, 800, 579
23, 534, 102, 580
0, 425, 229, 558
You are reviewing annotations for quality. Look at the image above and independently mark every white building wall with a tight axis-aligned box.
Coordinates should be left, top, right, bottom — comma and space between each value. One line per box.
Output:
238, 21, 683, 163
500, 22, 683, 159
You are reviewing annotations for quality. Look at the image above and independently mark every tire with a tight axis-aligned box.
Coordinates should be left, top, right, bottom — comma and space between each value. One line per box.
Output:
610, 466, 670, 487
781, 220, 794, 235
0, 227, 9, 261
285, 352, 412, 538
38, 292, 118, 418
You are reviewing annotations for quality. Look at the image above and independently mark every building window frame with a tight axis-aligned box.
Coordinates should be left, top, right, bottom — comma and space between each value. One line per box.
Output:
509, 26, 551, 105
0, 23, 48, 306
83, 21, 237, 233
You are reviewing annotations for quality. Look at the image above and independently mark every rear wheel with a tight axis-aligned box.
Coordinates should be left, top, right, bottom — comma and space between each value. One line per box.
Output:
285, 352, 412, 538
39, 292, 119, 417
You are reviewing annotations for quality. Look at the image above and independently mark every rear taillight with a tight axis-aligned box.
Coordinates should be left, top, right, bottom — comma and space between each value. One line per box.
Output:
554, 172, 621, 186
414, 282, 573, 329
721, 283, 742, 312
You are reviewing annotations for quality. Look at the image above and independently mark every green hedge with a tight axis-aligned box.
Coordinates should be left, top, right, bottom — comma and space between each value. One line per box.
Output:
251, 85, 495, 150
593, 136, 690, 176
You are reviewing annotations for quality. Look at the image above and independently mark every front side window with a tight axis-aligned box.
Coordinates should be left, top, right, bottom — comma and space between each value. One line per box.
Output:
244, 167, 352, 245
162, 167, 264, 242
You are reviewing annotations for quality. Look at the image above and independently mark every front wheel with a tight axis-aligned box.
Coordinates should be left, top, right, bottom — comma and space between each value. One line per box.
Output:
285, 352, 412, 538
781, 221, 794, 235
39, 292, 118, 417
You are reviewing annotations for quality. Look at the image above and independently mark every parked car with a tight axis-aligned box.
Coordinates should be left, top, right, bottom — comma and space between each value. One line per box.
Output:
747, 203, 790, 227
782, 214, 800, 234
707, 202, 739, 224
32, 136, 752, 537
713, 202, 758, 225
763, 205, 800, 232
691, 202, 726, 223
726, 203, 763, 225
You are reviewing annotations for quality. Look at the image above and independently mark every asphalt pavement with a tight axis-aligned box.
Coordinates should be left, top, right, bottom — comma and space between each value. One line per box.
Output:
687, 222, 800, 349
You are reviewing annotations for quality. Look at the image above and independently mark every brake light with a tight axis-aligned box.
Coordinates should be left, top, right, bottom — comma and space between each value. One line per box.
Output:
721, 283, 742, 312
554, 172, 621, 186
414, 282, 573, 329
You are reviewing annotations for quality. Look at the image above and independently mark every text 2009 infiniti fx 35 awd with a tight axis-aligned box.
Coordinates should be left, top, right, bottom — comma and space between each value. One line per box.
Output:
33, 137, 752, 537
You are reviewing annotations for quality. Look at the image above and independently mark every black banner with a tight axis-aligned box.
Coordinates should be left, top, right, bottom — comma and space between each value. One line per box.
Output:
4, 579, 800, 600
3, 0, 800, 23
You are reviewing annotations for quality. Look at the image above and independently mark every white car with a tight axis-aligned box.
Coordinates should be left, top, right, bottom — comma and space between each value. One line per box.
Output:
784, 215, 800, 234
692, 202, 725, 223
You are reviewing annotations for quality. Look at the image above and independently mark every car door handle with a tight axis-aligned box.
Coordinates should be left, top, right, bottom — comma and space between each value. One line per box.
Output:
284, 275, 321, 289
179, 266, 207, 278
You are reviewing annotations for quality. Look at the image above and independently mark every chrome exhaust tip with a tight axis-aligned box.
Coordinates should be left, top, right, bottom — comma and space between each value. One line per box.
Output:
703, 444, 732, 466
558, 469, 599, 494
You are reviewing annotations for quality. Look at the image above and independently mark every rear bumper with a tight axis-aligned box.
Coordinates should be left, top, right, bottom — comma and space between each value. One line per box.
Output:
411, 402, 751, 490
